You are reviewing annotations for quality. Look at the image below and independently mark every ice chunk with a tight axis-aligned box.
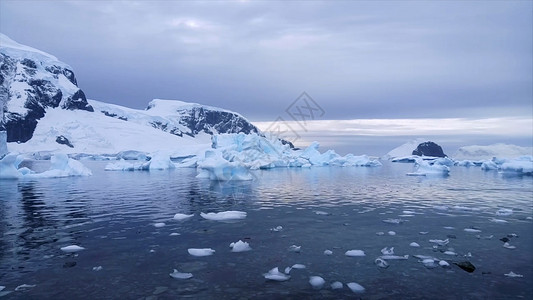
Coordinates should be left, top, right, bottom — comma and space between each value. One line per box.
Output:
0, 153, 22, 179
382, 218, 403, 224
147, 153, 176, 170
388, 231, 396, 236
345, 250, 366, 257
291, 264, 306, 269
443, 251, 457, 256
421, 258, 437, 268
324, 249, 333, 255
500, 157, 533, 175
429, 239, 449, 246
154, 222, 166, 228
173, 213, 194, 221
439, 260, 450, 267
347, 282, 365, 293
170, 269, 193, 279
375, 258, 389, 268
504, 271, 523, 278
503, 242, 516, 250
288, 245, 301, 253
230, 240, 252, 252
315, 210, 329, 215
381, 247, 394, 255
376, 232, 385, 236
409, 242, 420, 247
489, 218, 508, 223
200, 211, 246, 221
92, 266, 103, 271
331, 281, 343, 289
263, 267, 290, 281
14, 284, 36, 291
309, 276, 326, 289
464, 228, 481, 233
271, 226, 283, 232
188, 248, 215, 256
35, 153, 92, 178
196, 150, 253, 181
407, 158, 450, 176
60, 245, 85, 253
380, 255, 409, 260
169, 233, 180, 236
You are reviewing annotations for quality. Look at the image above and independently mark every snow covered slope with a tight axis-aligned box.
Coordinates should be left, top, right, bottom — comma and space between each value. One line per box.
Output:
453, 144, 533, 160
383, 138, 427, 160
0, 33, 93, 143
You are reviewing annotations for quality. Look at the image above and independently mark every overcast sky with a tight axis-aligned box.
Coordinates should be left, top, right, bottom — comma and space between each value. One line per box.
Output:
1, 0, 532, 154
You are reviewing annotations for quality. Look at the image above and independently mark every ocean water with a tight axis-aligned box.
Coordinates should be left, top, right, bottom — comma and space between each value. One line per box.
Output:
0, 161, 532, 299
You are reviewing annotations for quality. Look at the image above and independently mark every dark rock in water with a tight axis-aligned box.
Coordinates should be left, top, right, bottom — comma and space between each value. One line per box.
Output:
453, 261, 476, 273
500, 237, 510, 243
63, 261, 77, 268
56, 135, 74, 148
412, 141, 446, 157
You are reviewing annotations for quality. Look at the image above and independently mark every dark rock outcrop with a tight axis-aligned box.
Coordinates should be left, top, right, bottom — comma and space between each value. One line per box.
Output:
412, 141, 446, 157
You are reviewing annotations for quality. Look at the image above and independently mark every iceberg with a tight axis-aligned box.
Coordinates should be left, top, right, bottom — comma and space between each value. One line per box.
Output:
196, 150, 253, 181
263, 267, 290, 281
188, 248, 215, 256
407, 158, 449, 176
0, 153, 92, 179
200, 211, 247, 221
309, 276, 326, 289
173, 213, 194, 221
453, 144, 533, 161
60, 245, 85, 253
169, 269, 193, 279
383, 138, 426, 160
331, 281, 343, 289
229, 240, 252, 252
104, 153, 175, 171
345, 250, 366, 257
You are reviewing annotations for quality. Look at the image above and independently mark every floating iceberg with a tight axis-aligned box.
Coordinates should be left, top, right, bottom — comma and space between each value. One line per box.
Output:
345, 250, 366, 257
169, 269, 193, 279
1, 153, 92, 179
230, 240, 252, 252
263, 267, 290, 281
60, 245, 85, 253
407, 158, 450, 176
196, 150, 253, 181
188, 248, 215, 256
309, 276, 326, 289
324, 249, 333, 255
154, 222, 166, 228
173, 213, 194, 220
347, 282, 365, 293
409, 242, 420, 247
331, 281, 343, 289
200, 211, 247, 221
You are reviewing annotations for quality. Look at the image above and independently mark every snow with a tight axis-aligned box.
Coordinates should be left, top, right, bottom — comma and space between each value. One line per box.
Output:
230, 240, 252, 252
187, 248, 215, 257
453, 144, 533, 160
345, 250, 366, 257
200, 211, 247, 221
173, 213, 194, 220
0, 153, 92, 179
263, 267, 290, 281
169, 269, 193, 279
383, 138, 426, 160
60, 245, 85, 253
309, 276, 326, 289
347, 282, 365, 293
0, 33, 60, 63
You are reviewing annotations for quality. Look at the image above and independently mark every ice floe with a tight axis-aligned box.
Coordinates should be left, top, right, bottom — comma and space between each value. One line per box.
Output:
347, 282, 365, 293
169, 233, 180, 236
388, 231, 396, 236
489, 218, 508, 224
380, 255, 409, 260
188, 248, 215, 256
229, 240, 252, 252
154, 222, 166, 228
288, 245, 301, 253
173, 213, 194, 220
200, 211, 246, 221
382, 218, 404, 224
263, 267, 290, 281
270, 226, 283, 232
345, 250, 366, 257
504, 271, 523, 278
464, 228, 481, 233
409, 242, 420, 247
331, 281, 343, 289
429, 239, 449, 246
324, 249, 333, 255
439, 260, 450, 267
169, 269, 193, 279
503, 242, 516, 250
60, 245, 85, 253
309, 276, 326, 289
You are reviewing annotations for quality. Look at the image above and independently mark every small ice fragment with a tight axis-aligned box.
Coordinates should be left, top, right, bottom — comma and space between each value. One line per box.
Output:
150, 249, 156, 253
388, 231, 396, 236
154, 223, 166, 228
188, 248, 215, 256
464, 228, 481, 233
429, 239, 449, 246
419, 232, 429, 235
230, 240, 252, 252
439, 260, 450, 267
490, 218, 508, 224
169, 233, 181, 236
324, 249, 333, 255
315, 211, 329, 215
376, 232, 385, 236
422, 258, 437, 268
200, 211, 246, 221
444, 226, 455, 230
375, 258, 389, 268
382, 218, 403, 224
292, 264, 306, 269
173, 213, 194, 221
271, 226, 283, 232
410, 242, 420, 247
92, 266, 103, 271
345, 250, 366, 257
508, 233, 518, 238
496, 208, 513, 216
14, 284, 36, 291
309, 276, 326, 289
443, 251, 456, 256
403, 210, 415, 214
465, 252, 473, 257
284, 267, 292, 274
380, 255, 409, 260
381, 247, 394, 255
347, 282, 365, 293
263, 267, 290, 281
331, 281, 343, 289
288, 245, 301, 253
504, 271, 523, 278
60, 245, 85, 253
169, 269, 193, 279
526, 216, 532, 220
503, 242, 516, 250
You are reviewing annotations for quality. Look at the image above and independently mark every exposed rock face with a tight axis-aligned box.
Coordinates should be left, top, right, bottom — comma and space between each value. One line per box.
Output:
412, 141, 446, 157
0, 34, 93, 143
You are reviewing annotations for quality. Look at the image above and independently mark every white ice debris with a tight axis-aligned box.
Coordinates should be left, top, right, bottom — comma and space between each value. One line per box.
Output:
421, 258, 438, 268
407, 158, 450, 176
429, 239, 449, 246
288, 245, 302, 252
60, 245, 85, 253
324, 249, 333, 255
1, 153, 92, 179
154, 223, 166, 228
504, 271, 523, 278
271, 226, 283, 232
188, 248, 215, 256
263, 267, 290, 281
489, 218, 508, 223
200, 211, 247, 221
230, 240, 252, 252
503, 242, 516, 250
375, 258, 389, 268
464, 228, 481, 233
439, 260, 450, 267
309, 276, 326, 289
382, 219, 403, 224
381, 247, 394, 255
409, 242, 420, 247
347, 282, 366, 293
331, 281, 343, 289
92, 266, 103, 271
169, 233, 180, 236
380, 255, 409, 260
14, 284, 36, 291
345, 250, 366, 257
173, 213, 194, 221
169, 269, 193, 279
388, 231, 396, 236
443, 251, 457, 256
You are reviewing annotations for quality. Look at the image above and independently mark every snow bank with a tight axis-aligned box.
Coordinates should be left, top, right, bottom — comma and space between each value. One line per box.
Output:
453, 144, 532, 160
0, 153, 92, 179
407, 158, 450, 176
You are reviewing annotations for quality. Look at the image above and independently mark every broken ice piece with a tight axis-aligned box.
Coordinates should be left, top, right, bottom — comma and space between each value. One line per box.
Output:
382, 218, 403, 224
429, 239, 449, 246
388, 231, 396, 236
188, 248, 215, 256
292, 264, 306, 269
464, 228, 481, 233
490, 218, 508, 224
419, 231, 429, 235
443, 251, 457, 256
309, 276, 326, 289
173, 213, 194, 221
503, 242, 516, 249
375, 258, 389, 268
422, 258, 437, 269
381, 247, 394, 255
271, 226, 283, 232
504, 271, 523, 278
380, 254, 409, 260
200, 211, 246, 221
315, 211, 329, 215
92, 266, 103, 271
409, 242, 420, 247
169, 269, 193, 279
443, 226, 455, 230
345, 250, 366, 257
229, 240, 252, 252
14, 284, 36, 291
324, 249, 333, 255
263, 267, 290, 281
169, 233, 180, 236
376, 232, 385, 236
347, 282, 365, 293
439, 260, 450, 267
154, 222, 166, 228
288, 245, 301, 252
60, 245, 85, 253
331, 281, 343, 289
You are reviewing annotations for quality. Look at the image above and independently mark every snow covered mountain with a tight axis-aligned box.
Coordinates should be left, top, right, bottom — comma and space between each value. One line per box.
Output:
0, 34, 263, 156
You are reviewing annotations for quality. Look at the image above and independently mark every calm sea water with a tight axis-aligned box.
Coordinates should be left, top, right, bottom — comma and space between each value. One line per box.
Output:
0, 161, 532, 299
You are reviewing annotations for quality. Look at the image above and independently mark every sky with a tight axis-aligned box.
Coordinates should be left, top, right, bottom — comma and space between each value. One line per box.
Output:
1, 0, 532, 155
